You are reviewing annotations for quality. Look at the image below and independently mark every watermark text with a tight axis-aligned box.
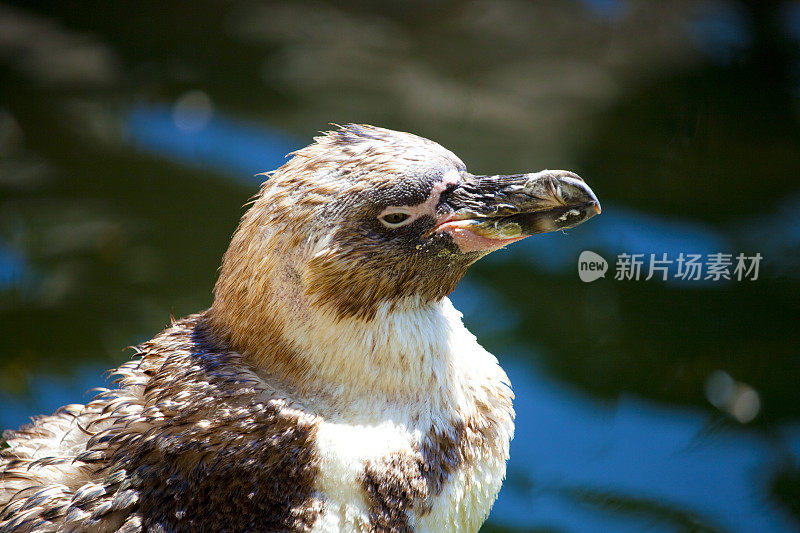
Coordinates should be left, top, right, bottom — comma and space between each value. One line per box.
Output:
578, 251, 762, 282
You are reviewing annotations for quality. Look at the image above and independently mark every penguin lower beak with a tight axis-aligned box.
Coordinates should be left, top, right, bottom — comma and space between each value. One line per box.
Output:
433, 170, 601, 252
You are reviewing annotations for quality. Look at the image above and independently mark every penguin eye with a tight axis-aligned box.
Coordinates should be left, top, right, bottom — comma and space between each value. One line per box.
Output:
380, 212, 412, 227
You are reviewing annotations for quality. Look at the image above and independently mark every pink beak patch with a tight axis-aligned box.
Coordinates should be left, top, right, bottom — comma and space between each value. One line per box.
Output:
432, 217, 527, 253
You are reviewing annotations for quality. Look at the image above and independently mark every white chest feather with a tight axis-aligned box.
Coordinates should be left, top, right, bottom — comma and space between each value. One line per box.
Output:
293, 298, 515, 532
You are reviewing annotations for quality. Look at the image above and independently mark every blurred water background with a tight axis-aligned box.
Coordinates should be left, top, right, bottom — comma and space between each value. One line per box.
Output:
1, 1, 800, 531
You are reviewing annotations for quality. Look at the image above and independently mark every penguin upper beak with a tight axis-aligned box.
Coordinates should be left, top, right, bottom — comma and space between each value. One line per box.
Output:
432, 170, 601, 252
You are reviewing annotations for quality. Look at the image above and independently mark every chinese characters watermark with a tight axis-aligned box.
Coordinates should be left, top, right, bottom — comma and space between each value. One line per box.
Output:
578, 251, 762, 282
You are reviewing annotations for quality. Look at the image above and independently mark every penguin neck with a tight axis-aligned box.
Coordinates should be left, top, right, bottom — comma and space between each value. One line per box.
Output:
209, 289, 473, 425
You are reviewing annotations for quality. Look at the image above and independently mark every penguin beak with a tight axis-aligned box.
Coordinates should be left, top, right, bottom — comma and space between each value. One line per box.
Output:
433, 170, 601, 252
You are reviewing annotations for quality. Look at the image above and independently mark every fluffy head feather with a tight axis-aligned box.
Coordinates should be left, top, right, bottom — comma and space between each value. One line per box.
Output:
209, 126, 478, 388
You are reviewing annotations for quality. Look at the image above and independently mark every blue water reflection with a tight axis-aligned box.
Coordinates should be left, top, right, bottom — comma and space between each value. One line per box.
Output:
690, 2, 752, 64
127, 105, 299, 183
785, 2, 800, 42
739, 194, 800, 277
0, 243, 25, 289
494, 355, 800, 532
579, 0, 625, 21
0, 365, 108, 430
